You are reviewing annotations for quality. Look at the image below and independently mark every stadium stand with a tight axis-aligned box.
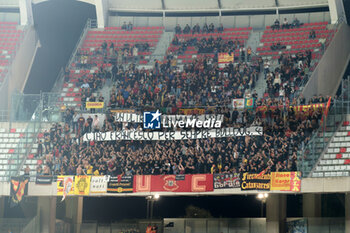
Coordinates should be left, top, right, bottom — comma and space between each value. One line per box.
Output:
312, 117, 350, 177
19, 20, 339, 177
0, 123, 39, 181
58, 26, 164, 110
0, 22, 24, 86
22, 94, 330, 177
82, 26, 163, 65
168, 26, 252, 64
256, 22, 332, 60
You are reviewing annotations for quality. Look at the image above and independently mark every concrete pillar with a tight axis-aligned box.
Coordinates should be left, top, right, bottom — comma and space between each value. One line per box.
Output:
19, 0, 34, 25
345, 193, 350, 233
266, 194, 287, 233
95, 0, 109, 28
328, 0, 347, 24
65, 196, 84, 233
37, 196, 56, 233
0, 196, 5, 218
303, 194, 322, 217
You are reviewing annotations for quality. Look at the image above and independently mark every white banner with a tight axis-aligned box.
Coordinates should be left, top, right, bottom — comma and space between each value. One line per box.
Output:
232, 99, 245, 109
83, 127, 263, 142
114, 113, 223, 123
90, 176, 109, 194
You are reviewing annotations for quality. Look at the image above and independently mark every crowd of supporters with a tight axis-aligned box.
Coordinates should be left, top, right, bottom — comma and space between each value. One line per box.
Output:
264, 50, 312, 99
175, 23, 223, 34
31, 21, 333, 177
271, 18, 302, 30
76, 42, 150, 68
108, 57, 260, 109
171, 36, 246, 55
33, 93, 329, 177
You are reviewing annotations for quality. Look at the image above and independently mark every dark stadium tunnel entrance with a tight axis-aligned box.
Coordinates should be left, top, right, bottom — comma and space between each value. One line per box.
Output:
24, 0, 96, 94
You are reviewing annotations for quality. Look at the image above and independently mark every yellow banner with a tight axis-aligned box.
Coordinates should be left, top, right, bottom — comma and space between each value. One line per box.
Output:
86, 102, 104, 109
270, 172, 301, 192
218, 52, 234, 63
179, 108, 206, 115
110, 109, 136, 113
57, 176, 74, 196
74, 176, 91, 195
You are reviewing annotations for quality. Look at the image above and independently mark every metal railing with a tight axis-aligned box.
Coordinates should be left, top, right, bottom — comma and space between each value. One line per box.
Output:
22, 216, 40, 233
0, 218, 31, 233
51, 18, 96, 93
297, 78, 350, 177
0, 24, 30, 88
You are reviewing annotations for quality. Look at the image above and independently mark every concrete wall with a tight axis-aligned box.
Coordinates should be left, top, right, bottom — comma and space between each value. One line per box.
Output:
302, 23, 350, 99
7, 25, 39, 110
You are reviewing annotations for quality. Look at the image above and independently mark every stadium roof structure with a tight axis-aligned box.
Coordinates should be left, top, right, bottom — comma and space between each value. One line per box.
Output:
2, 0, 338, 28
106, 0, 329, 11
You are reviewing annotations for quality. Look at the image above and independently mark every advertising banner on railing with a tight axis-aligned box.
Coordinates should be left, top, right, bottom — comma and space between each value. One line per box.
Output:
218, 52, 234, 64
74, 176, 91, 195
270, 172, 301, 192
10, 176, 29, 206
113, 113, 223, 123
35, 175, 53, 185
86, 102, 104, 109
57, 176, 74, 201
107, 175, 133, 193
240, 173, 271, 191
213, 173, 240, 189
90, 176, 108, 194
83, 127, 263, 142
133, 174, 213, 193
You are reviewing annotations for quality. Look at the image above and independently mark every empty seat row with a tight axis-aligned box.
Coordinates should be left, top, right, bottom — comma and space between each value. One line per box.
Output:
105, 26, 164, 30
88, 30, 163, 35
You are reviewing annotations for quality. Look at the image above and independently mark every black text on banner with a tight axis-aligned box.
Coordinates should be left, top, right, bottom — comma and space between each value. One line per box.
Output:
240, 173, 271, 191
213, 173, 240, 189
107, 175, 133, 193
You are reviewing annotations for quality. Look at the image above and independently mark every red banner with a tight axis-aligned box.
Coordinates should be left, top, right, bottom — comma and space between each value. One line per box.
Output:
133, 174, 213, 193
256, 103, 325, 118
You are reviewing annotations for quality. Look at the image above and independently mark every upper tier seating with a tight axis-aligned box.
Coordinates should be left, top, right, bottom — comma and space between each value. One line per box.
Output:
57, 27, 164, 109
0, 22, 23, 86
256, 22, 334, 60
167, 27, 252, 64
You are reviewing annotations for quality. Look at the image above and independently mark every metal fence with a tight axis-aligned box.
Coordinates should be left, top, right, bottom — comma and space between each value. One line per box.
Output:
47, 217, 345, 233
0, 218, 31, 233
298, 78, 350, 177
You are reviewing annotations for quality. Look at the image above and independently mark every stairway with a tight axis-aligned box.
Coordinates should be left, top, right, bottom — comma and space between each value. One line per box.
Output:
300, 113, 343, 178
147, 31, 175, 66
246, 29, 264, 53
311, 115, 350, 178
252, 72, 266, 99
0, 122, 38, 181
